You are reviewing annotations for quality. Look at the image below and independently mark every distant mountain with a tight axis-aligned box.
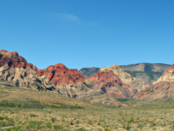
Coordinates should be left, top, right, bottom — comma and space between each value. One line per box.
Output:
1, 49, 174, 104
80, 67, 100, 77
119, 63, 171, 85
80, 63, 171, 86
119, 63, 171, 72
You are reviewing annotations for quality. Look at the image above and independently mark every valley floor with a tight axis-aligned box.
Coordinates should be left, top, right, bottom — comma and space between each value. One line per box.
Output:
0, 85, 174, 131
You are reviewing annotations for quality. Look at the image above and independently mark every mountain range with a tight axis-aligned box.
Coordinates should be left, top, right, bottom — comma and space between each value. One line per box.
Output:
0, 50, 174, 106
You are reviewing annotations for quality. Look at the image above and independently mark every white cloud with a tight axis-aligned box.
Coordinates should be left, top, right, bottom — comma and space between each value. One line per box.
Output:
58, 13, 81, 24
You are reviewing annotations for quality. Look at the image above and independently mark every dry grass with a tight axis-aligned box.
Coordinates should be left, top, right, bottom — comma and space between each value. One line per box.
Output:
1, 85, 174, 131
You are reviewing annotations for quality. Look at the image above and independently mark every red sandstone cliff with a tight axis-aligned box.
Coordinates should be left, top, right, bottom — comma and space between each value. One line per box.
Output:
37, 63, 87, 85
0, 50, 37, 70
88, 70, 137, 98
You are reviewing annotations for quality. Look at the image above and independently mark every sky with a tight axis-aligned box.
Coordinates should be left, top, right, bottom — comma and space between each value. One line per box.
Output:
0, 0, 174, 70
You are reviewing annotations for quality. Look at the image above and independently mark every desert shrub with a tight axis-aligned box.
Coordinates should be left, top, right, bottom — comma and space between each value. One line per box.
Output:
6, 128, 12, 131
0, 100, 16, 107
78, 127, 88, 131
146, 88, 153, 93
116, 99, 129, 102
46, 122, 52, 128
53, 125, 63, 130
51, 117, 56, 123
125, 125, 131, 130
76, 120, 80, 124
128, 117, 134, 123
149, 121, 156, 127
0, 117, 14, 127
88, 120, 93, 125
30, 113, 38, 117
50, 104, 84, 109
12, 127, 20, 131
27, 121, 43, 129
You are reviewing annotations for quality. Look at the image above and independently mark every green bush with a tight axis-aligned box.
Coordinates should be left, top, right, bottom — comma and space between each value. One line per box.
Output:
30, 114, 38, 117
27, 121, 43, 129
146, 88, 153, 93
46, 122, 52, 128
116, 99, 129, 102
53, 125, 63, 130
6, 128, 12, 131
78, 127, 87, 131
76, 120, 80, 124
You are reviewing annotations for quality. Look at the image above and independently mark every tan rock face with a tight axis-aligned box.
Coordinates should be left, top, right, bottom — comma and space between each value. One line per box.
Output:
153, 64, 174, 84
0, 50, 37, 71
88, 70, 137, 98
37, 63, 87, 85
0, 66, 54, 90
134, 64, 174, 100
56, 81, 124, 106
100, 65, 145, 91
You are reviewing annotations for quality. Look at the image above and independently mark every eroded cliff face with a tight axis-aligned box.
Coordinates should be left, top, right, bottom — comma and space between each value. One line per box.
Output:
37, 63, 87, 85
134, 64, 174, 100
87, 70, 137, 99
153, 64, 174, 84
100, 65, 145, 91
0, 50, 37, 70
0, 66, 54, 90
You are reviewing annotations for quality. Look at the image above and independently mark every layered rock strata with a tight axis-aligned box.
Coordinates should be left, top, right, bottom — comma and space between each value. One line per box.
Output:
134, 64, 174, 100
100, 65, 145, 91
37, 63, 87, 85
0, 66, 54, 91
0, 50, 37, 70
87, 70, 137, 98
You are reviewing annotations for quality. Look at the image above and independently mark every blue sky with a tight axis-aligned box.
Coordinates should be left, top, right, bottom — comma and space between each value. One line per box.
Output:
0, 0, 174, 70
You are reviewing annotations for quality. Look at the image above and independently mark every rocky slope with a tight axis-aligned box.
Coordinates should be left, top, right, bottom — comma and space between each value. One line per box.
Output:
87, 70, 137, 98
134, 64, 174, 100
100, 65, 145, 91
120, 63, 170, 85
0, 66, 55, 90
0, 50, 37, 70
56, 80, 121, 106
124, 70, 163, 86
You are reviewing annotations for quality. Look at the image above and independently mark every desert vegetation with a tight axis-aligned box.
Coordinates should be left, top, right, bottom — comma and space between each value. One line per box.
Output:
1, 85, 174, 131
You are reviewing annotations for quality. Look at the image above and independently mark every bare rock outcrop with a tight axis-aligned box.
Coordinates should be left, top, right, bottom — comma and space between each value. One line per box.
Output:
100, 65, 145, 91
37, 63, 87, 85
134, 64, 174, 100
0, 50, 37, 70
0, 66, 55, 91
87, 70, 137, 98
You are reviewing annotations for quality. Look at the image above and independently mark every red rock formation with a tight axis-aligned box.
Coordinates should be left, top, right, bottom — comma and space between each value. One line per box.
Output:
0, 50, 37, 70
37, 63, 87, 85
88, 70, 137, 98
